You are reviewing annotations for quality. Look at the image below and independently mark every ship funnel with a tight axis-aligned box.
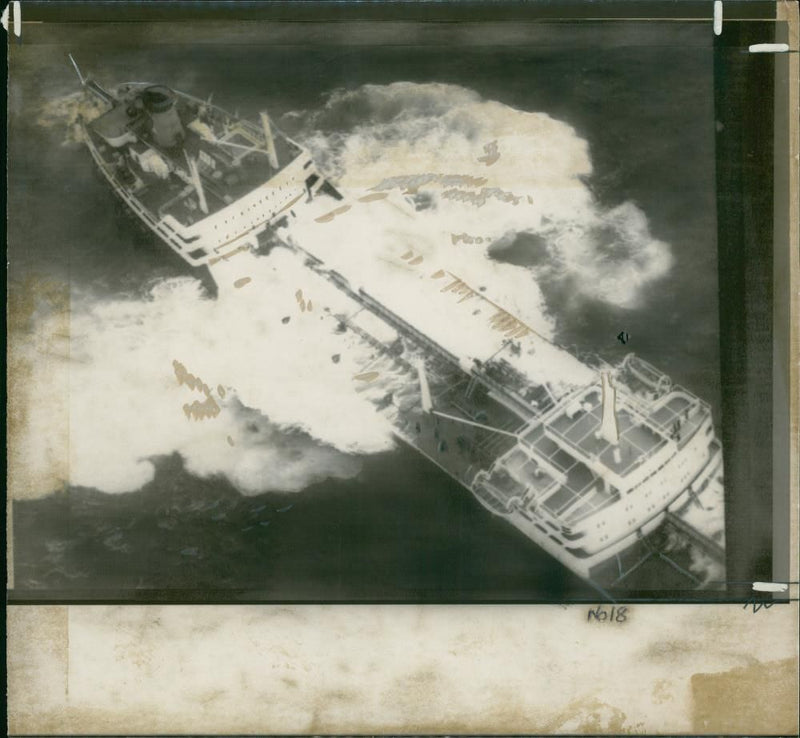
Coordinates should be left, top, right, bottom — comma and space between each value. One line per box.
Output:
597, 372, 620, 446
143, 86, 184, 148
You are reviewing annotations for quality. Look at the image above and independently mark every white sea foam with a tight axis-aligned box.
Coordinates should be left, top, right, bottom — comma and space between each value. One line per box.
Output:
14, 82, 675, 498
35, 91, 108, 145
11, 249, 402, 498
291, 82, 672, 309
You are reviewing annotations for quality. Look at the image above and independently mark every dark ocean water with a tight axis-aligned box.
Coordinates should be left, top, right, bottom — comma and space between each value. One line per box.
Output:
8, 25, 720, 600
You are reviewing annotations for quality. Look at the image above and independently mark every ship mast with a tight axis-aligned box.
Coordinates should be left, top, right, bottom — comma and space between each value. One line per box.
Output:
184, 152, 209, 215
260, 112, 280, 169
67, 53, 115, 104
598, 372, 622, 463
416, 360, 433, 413
416, 360, 519, 438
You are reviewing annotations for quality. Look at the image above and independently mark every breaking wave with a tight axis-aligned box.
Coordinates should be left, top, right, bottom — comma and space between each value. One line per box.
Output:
35, 91, 108, 146
10, 250, 403, 498
288, 81, 672, 309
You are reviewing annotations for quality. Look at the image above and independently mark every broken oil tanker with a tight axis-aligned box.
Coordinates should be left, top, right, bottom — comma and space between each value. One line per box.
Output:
70, 57, 725, 588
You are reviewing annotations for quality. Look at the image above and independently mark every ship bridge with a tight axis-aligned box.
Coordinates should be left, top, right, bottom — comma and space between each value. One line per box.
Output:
87, 85, 304, 228
527, 386, 668, 480
524, 381, 708, 486
475, 422, 619, 527
474, 376, 710, 527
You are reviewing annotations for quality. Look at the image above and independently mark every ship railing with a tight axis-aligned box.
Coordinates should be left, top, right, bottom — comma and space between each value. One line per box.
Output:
85, 134, 217, 266
664, 514, 725, 564
451, 399, 478, 420
472, 473, 513, 514
523, 477, 561, 506
561, 487, 620, 527
516, 445, 569, 487
615, 393, 662, 430
688, 441, 723, 495
157, 185, 196, 219
648, 384, 698, 408
477, 361, 540, 419
116, 81, 159, 90
533, 381, 596, 427
357, 287, 535, 420
540, 423, 629, 484
450, 400, 503, 436
336, 311, 414, 371
615, 389, 682, 436
474, 428, 518, 460
621, 353, 672, 392
645, 388, 708, 437
484, 386, 537, 423
357, 288, 460, 366
670, 385, 710, 414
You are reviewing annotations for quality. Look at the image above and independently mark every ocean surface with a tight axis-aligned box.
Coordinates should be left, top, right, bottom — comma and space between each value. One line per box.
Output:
8, 25, 721, 600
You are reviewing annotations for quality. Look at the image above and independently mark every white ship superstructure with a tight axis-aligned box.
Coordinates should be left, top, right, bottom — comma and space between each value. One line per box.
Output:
470, 355, 722, 576
72, 58, 725, 585
72, 56, 334, 267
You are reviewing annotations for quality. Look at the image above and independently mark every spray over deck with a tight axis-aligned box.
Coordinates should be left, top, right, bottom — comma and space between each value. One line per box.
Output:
70, 57, 726, 589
